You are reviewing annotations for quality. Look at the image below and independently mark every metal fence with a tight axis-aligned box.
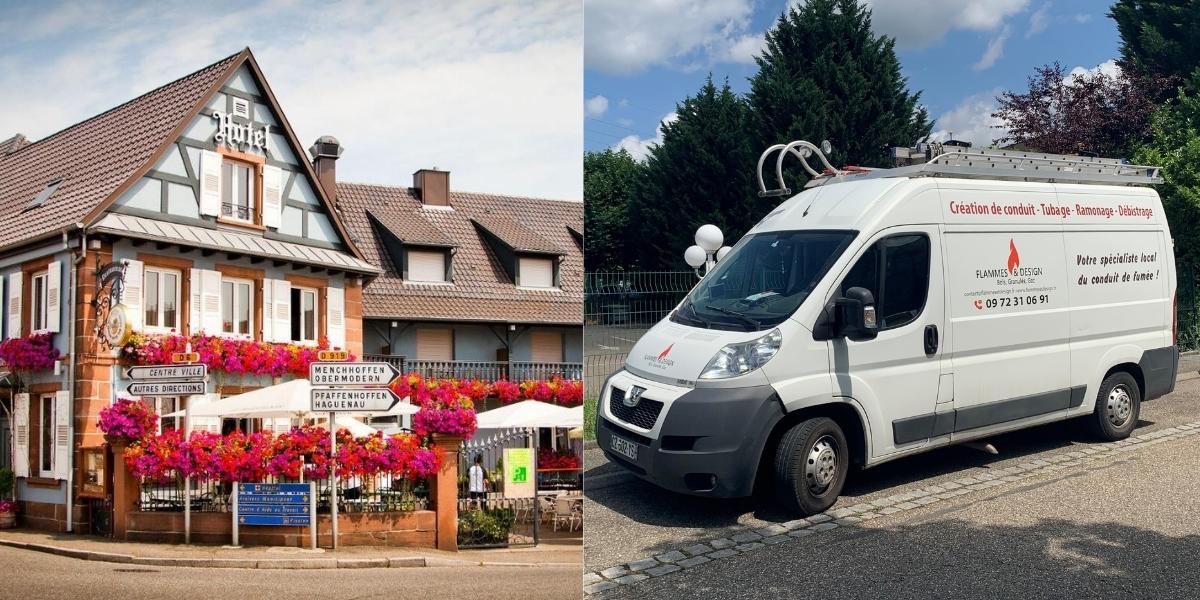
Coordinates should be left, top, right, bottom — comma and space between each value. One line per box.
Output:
137, 474, 429, 514
584, 271, 696, 396
363, 356, 582, 381
457, 429, 538, 548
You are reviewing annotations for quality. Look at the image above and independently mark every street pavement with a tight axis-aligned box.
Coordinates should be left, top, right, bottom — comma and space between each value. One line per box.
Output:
0, 544, 581, 600
585, 375, 1200, 598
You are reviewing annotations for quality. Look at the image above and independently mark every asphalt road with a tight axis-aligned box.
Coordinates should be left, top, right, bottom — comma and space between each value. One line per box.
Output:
0, 547, 581, 600
585, 375, 1200, 591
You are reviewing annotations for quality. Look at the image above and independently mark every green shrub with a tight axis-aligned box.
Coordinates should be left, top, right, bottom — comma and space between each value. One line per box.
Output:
0, 468, 13, 498
457, 508, 515, 545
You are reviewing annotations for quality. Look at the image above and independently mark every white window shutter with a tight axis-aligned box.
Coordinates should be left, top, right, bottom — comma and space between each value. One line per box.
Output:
54, 390, 70, 480
326, 286, 345, 349
123, 259, 144, 332
46, 261, 61, 333
199, 150, 222, 217
8, 272, 21, 338
201, 270, 223, 334
261, 165, 283, 229
13, 393, 29, 478
262, 279, 274, 342
273, 280, 291, 343
189, 268, 202, 334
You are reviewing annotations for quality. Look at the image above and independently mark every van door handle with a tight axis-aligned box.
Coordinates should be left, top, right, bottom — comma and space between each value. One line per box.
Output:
924, 324, 939, 355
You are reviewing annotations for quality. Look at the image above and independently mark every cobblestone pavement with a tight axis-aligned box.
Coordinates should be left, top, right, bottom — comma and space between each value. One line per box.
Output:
584, 375, 1200, 596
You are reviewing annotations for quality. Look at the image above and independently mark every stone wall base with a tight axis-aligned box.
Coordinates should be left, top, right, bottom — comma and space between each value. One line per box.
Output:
125, 510, 437, 548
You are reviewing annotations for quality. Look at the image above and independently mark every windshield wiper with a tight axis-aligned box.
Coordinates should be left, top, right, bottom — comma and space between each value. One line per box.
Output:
683, 300, 710, 327
704, 304, 761, 329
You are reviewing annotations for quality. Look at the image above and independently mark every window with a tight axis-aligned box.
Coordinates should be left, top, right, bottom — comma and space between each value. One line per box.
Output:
518, 256, 555, 288
407, 249, 447, 283
26, 179, 63, 212
221, 279, 254, 337
155, 398, 180, 434
31, 272, 48, 332
840, 233, 930, 330
677, 230, 856, 331
416, 328, 453, 361
39, 394, 54, 476
530, 330, 563, 363
221, 160, 256, 222
290, 287, 318, 343
144, 268, 180, 331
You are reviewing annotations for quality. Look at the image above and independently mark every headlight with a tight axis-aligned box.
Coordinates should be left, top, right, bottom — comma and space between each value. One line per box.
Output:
699, 329, 782, 379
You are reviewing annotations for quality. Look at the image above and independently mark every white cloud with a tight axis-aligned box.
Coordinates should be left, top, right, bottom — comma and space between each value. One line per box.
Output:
1069, 59, 1121, 80
0, 0, 583, 200
973, 25, 1011, 71
929, 89, 1007, 148
863, 0, 1028, 48
614, 112, 678, 161
584, 0, 758, 74
586, 95, 610, 118
1027, 2, 1050, 37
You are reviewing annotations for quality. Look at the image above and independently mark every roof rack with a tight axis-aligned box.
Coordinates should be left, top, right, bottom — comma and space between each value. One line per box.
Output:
756, 140, 1163, 196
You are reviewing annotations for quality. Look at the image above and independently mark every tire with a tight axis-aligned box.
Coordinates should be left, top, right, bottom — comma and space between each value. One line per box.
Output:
773, 417, 849, 516
1086, 371, 1141, 441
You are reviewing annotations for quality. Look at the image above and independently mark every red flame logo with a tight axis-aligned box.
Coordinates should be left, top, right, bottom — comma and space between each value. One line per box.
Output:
1007, 239, 1020, 273
658, 344, 674, 360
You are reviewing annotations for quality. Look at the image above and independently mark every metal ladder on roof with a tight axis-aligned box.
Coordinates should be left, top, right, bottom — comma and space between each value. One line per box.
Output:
756, 140, 1163, 197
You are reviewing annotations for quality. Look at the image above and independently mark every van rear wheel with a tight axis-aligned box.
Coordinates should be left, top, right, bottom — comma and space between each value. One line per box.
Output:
1087, 372, 1141, 441
774, 417, 849, 516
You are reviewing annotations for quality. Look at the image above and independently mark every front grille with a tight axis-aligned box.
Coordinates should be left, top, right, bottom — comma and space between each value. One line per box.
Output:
608, 386, 664, 430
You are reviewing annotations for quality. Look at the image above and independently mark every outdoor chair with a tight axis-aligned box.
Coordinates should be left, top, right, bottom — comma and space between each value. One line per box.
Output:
553, 496, 581, 531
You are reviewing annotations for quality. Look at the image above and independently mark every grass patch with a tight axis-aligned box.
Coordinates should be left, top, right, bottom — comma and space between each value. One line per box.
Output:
583, 395, 598, 441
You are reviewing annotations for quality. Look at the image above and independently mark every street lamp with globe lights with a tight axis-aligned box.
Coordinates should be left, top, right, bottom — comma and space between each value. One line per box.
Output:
685, 224, 733, 278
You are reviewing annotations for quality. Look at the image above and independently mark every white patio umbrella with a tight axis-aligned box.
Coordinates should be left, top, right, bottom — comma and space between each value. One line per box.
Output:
560, 406, 584, 429
334, 415, 378, 437
475, 400, 577, 429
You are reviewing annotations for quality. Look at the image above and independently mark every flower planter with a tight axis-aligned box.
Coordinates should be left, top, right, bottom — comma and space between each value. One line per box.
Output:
0, 510, 15, 529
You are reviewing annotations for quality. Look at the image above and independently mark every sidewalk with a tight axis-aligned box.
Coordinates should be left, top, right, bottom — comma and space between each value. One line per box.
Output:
0, 529, 582, 570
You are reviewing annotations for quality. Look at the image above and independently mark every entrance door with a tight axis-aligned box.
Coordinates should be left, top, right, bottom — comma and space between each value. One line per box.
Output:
827, 226, 947, 457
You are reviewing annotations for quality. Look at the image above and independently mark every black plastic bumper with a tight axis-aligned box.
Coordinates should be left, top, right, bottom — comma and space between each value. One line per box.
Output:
596, 379, 784, 498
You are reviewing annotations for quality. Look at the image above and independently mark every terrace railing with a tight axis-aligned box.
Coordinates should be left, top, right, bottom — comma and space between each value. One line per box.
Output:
136, 474, 430, 514
363, 356, 582, 382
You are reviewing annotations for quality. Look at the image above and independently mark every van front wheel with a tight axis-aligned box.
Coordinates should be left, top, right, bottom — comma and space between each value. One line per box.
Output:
1087, 372, 1141, 441
774, 417, 849, 516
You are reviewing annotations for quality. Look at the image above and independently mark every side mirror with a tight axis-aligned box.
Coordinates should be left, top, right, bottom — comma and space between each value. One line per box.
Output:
835, 287, 878, 341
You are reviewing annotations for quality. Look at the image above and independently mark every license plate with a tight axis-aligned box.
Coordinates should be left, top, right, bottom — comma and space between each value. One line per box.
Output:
609, 434, 639, 462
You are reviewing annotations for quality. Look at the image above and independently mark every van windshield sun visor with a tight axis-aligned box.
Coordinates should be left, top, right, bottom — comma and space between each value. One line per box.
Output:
673, 230, 856, 331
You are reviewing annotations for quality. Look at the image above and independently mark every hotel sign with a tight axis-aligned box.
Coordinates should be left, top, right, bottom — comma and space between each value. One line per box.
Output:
212, 110, 270, 152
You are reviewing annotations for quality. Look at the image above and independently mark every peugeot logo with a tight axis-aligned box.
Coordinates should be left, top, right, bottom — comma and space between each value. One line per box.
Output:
623, 386, 646, 408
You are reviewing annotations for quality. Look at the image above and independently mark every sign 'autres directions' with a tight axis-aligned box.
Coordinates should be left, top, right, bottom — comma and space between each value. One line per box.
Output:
125, 364, 208, 381
127, 381, 206, 397
309, 362, 400, 386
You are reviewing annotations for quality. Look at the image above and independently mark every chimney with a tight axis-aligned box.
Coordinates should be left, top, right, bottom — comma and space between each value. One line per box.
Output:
413, 168, 450, 207
309, 135, 343, 203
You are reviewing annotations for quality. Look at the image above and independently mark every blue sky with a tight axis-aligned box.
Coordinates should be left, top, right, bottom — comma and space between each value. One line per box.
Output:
584, 0, 1122, 158
0, 0, 583, 200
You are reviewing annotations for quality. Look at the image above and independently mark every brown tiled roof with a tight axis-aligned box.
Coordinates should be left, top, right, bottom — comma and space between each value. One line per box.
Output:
337, 183, 583, 325
470, 213, 562, 254
0, 134, 28, 155
0, 52, 240, 249
367, 208, 454, 247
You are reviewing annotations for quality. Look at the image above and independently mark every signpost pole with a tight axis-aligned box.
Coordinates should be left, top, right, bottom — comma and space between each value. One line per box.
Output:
531, 428, 539, 546
329, 412, 338, 551
309, 481, 317, 550
184, 403, 191, 545
231, 481, 239, 547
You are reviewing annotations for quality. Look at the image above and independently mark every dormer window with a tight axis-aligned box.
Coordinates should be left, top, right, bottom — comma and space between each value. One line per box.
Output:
518, 255, 556, 289
406, 248, 449, 283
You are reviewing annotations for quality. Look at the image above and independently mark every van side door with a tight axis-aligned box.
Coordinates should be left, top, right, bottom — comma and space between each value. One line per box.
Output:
826, 225, 947, 458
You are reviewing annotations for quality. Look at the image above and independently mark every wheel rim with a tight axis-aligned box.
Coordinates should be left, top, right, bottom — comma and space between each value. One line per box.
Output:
1107, 385, 1133, 427
805, 435, 838, 495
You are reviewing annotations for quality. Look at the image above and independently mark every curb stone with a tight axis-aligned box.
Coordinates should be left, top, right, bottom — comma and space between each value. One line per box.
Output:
585, 418, 1200, 595
0, 538, 568, 570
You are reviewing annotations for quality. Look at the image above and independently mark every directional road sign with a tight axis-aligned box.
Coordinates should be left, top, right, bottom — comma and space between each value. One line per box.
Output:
309, 362, 400, 387
311, 387, 401, 412
125, 364, 207, 381
127, 381, 207, 396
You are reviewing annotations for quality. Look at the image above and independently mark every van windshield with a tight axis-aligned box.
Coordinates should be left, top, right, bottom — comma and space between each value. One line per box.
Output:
673, 230, 856, 331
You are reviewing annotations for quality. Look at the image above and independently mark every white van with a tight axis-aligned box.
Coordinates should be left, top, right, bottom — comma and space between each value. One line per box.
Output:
596, 142, 1179, 515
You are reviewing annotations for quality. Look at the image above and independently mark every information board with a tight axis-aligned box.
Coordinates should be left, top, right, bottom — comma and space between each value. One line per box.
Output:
502, 448, 535, 499
235, 483, 313, 526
